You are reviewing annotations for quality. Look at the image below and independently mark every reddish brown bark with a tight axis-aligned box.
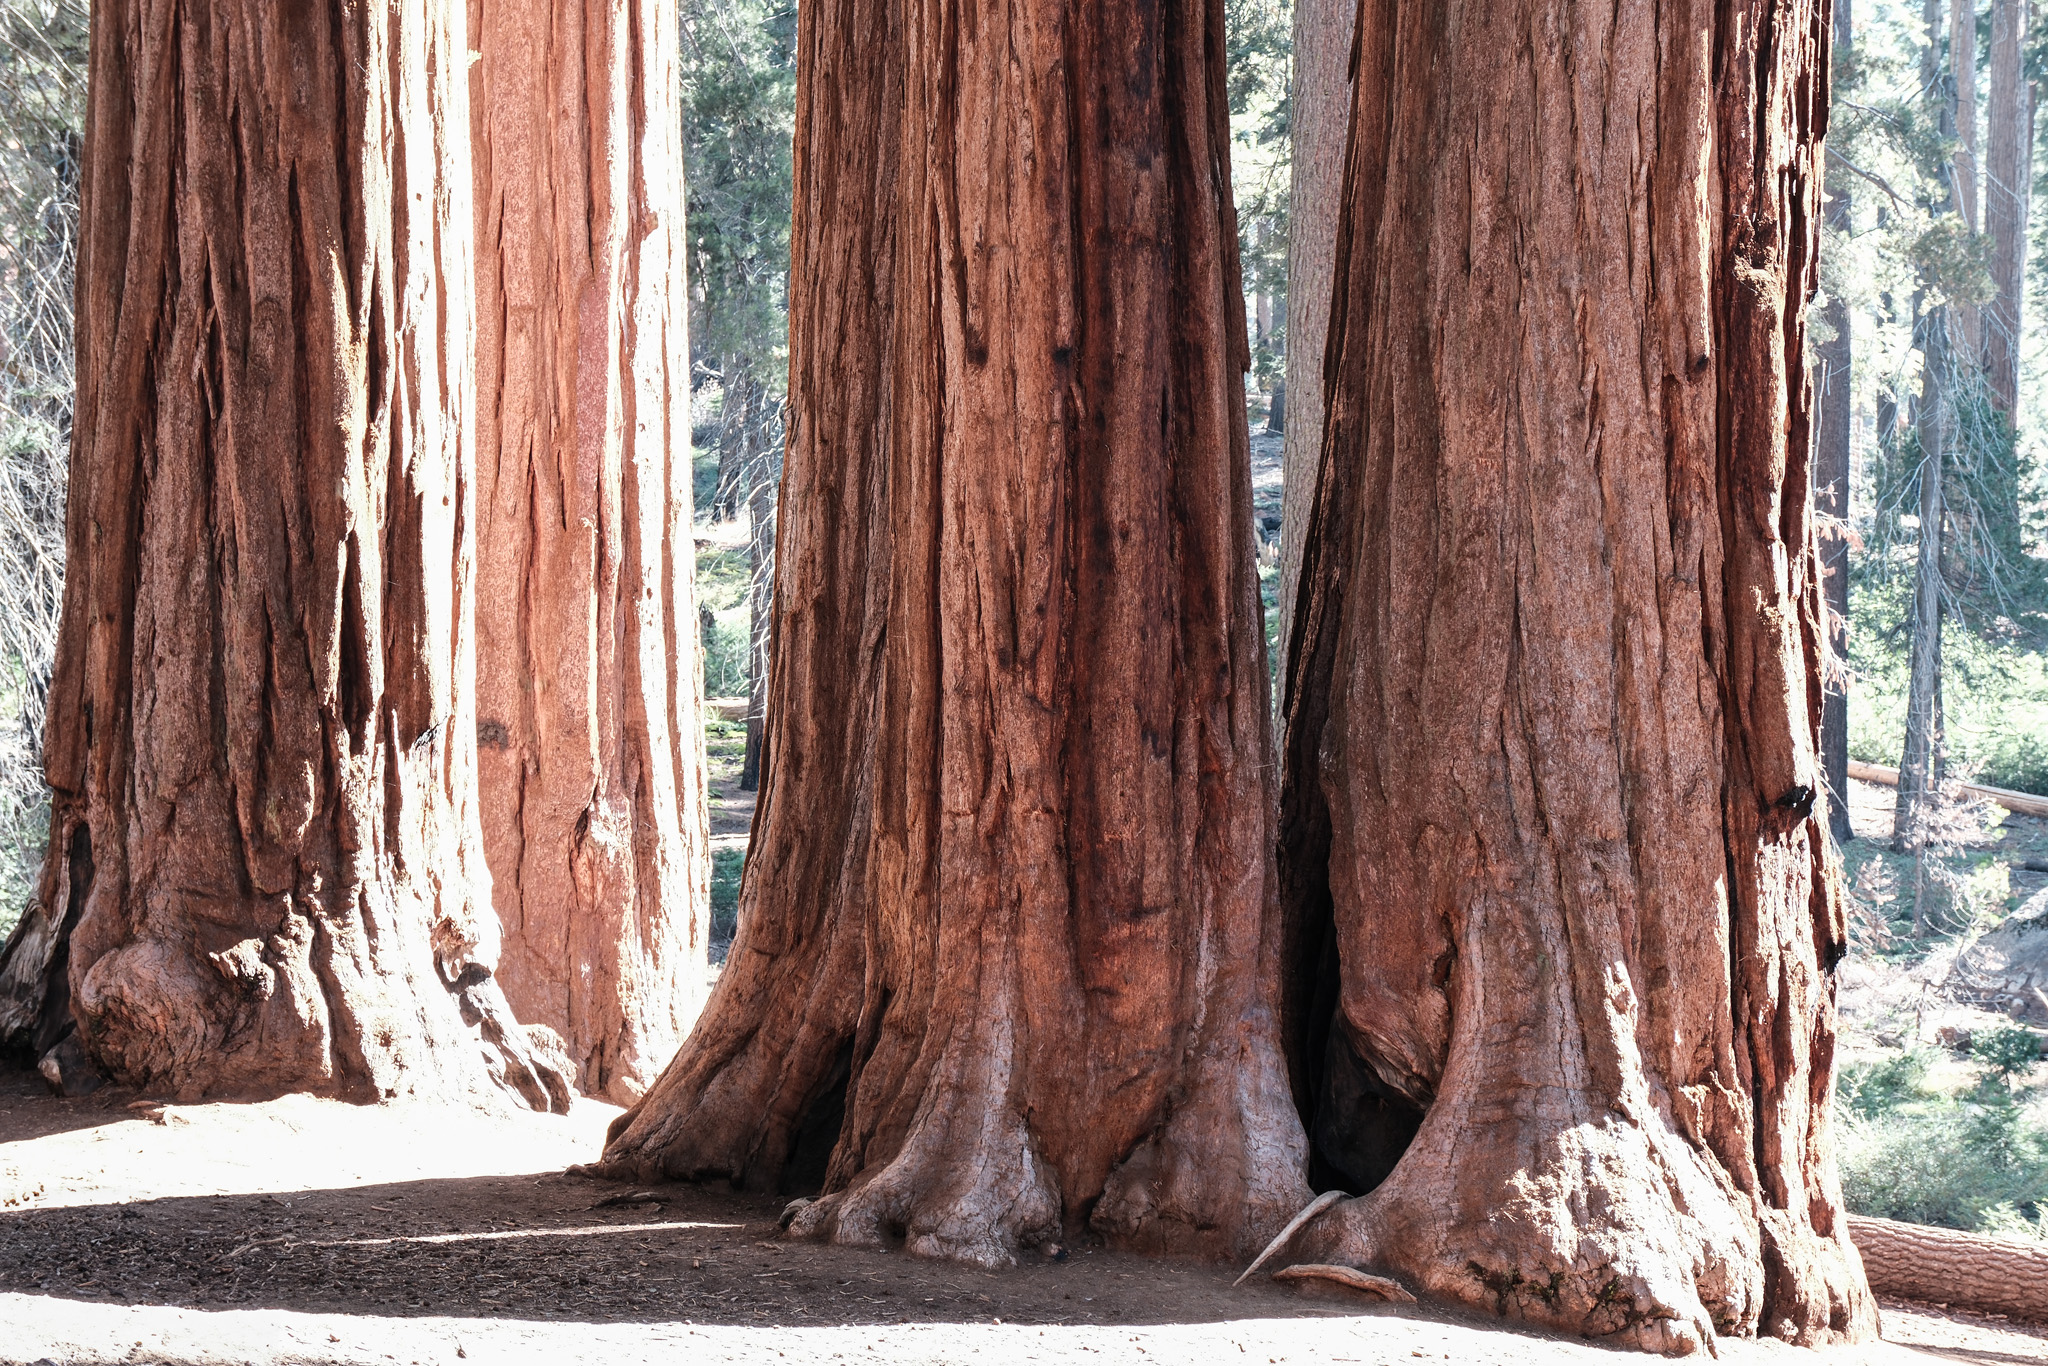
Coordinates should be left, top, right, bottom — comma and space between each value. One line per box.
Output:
469, 0, 710, 1105
595, 0, 1309, 1266
1951, 0, 1985, 356
1275, 0, 1875, 1347
0, 0, 570, 1109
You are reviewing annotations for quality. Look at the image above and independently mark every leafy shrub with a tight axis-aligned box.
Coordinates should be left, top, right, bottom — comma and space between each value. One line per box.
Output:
701, 611, 750, 698
1839, 1045, 2048, 1239
1974, 1024, 2047, 1086
694, 546, 751, 612
1840, 1049, 1936, 1117
709, 847, 744, 951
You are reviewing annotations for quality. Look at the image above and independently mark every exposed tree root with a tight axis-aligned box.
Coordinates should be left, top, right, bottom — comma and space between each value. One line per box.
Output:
1234, 1190, 1345, 1286
1271, 1263, 1416, 1302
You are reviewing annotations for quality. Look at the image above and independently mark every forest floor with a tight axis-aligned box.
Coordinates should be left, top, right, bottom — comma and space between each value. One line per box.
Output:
0, 1063, 2043, 1366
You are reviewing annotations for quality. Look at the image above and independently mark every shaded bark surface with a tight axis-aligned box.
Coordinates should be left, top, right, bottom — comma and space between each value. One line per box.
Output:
1274, 0, 1354, 684
3, 0, 568, 1109
470, 0, 710, 1106
597, 0, 1309, 1267
1277, 0, 1875, 1347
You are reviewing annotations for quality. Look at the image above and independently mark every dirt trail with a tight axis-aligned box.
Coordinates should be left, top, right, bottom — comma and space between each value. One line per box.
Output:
0, 1063, 2041, 1365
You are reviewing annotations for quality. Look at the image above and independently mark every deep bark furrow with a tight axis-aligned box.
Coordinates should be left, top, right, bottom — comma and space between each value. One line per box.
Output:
599, 0, 1308, 1267
0, 0, 571, 1109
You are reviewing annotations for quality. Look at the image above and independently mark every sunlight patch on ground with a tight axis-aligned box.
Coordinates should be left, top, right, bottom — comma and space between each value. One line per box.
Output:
0, 1093, 618, 1210
2, 1294, 1953, 1366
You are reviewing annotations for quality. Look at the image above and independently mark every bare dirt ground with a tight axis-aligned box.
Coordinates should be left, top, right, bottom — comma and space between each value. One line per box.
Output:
0, 1063, 2042, 1366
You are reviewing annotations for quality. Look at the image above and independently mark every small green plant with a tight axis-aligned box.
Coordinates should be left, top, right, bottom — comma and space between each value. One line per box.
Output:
710, 847, 745, 950
701, 612, 751, 698
1839, 1038, 2048, 1239
694, 546, 752, 612
1840, 1048, 1936, 1117
1973, 1024, 2046, 1088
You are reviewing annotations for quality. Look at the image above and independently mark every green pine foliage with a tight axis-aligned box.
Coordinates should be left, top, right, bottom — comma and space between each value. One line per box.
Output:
680, 0, 795, 399
1826, 0, 2048, 805
1839, 1038, 2048, 1239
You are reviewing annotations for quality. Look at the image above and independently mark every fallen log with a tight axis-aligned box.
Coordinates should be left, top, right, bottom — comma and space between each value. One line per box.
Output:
1847, 760, 2048, 820
1849, 1214, 2048, 1321
705, 696, 750, 723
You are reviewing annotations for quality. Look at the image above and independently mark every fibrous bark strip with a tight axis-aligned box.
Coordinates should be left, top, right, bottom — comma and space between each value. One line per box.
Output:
1274, 0, 1354, 686
471, 0, 711, 1105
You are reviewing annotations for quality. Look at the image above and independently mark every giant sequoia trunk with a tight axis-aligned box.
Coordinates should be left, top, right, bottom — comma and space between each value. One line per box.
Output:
1274, 0, 1353, 683
470, 0, 710, 1105
0, 0, 569, 1108
1275, 0, 1876, 1347
595, 0, 1310, 1266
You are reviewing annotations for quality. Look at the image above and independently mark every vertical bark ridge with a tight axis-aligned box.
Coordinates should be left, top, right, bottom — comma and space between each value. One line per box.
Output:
470, 0, 710, 1106
599, 0, 1309, 1267
10, 0, 569, 1110
1277, 0, 1874, 1347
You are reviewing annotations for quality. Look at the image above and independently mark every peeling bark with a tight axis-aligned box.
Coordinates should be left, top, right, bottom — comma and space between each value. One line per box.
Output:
596, 0, 1310, 1267
4, 0, 569, 1109
1277, 0, 1876, 1347
470, 0, 710, 1106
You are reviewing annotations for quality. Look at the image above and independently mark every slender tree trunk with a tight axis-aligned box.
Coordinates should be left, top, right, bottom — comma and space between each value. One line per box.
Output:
1275, 0, 1354, 689
1818, 0, 1854, 847
712, 364, 758, 522
469, 0, 710, 1105
1893, 0, 1953, 878
0, 0, 569, 1109
1896, 317, 1949, 876
739, 411, 778, 794
1275, 0, 1875, 1346
1952, 0, 1985, 354
1955, 0, 1980, 230
1984, 0, 2029, 416
596, 0, 1310, 1267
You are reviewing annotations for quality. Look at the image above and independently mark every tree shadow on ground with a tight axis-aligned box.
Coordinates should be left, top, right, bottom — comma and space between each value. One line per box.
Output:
0, 1171, 1418, 1332
0, 1059, 140, 1142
